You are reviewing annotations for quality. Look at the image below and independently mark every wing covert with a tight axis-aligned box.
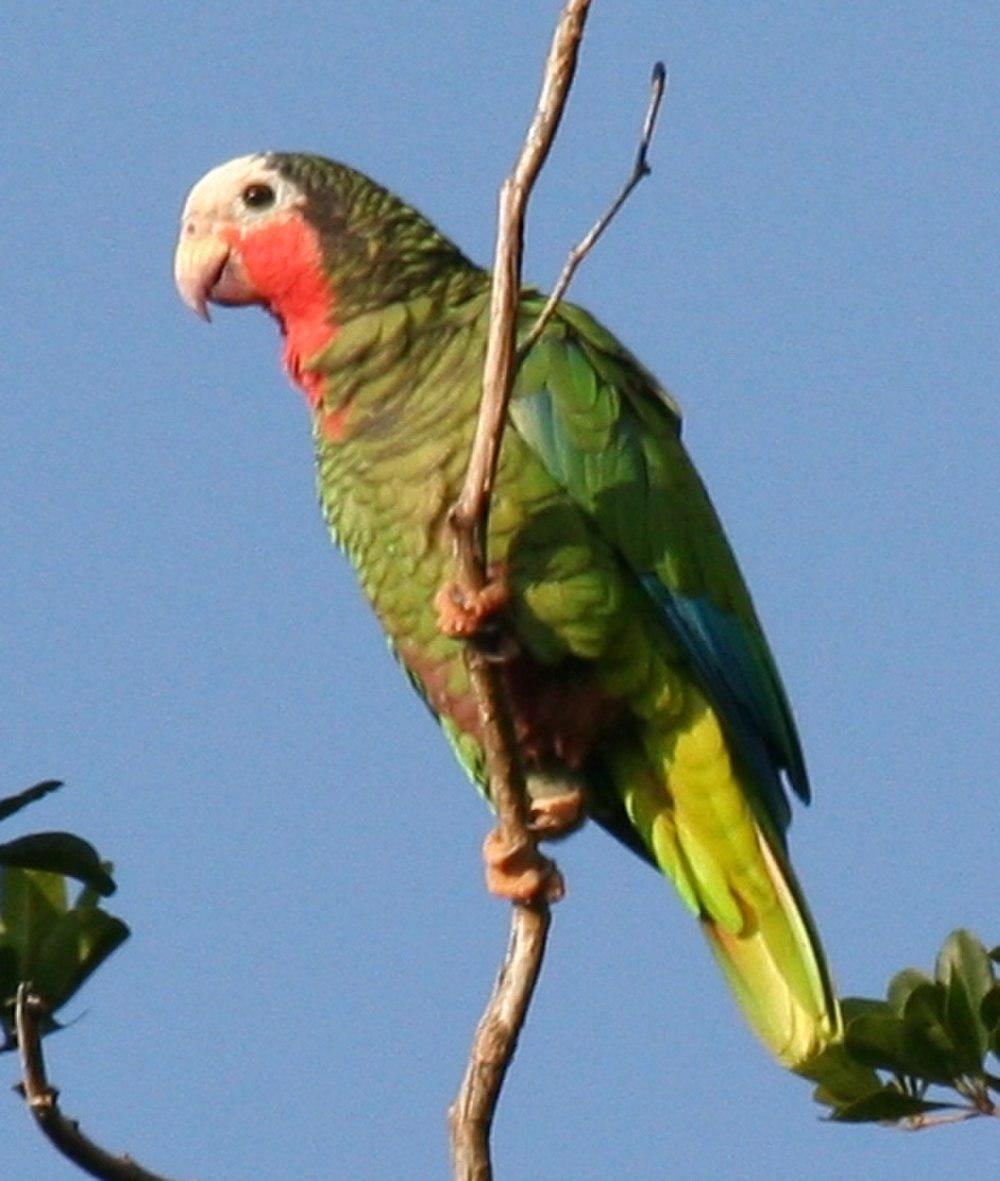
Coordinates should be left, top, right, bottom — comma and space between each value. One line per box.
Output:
510, 300, 809, 834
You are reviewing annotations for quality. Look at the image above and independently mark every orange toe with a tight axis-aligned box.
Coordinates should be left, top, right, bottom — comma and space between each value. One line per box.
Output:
435, 578, 510, 640
482, 828, 564, 904
528, 789, 585, 837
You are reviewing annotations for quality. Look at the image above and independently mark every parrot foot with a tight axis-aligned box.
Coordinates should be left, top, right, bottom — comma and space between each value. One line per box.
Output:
528, 789, 586, 838
483, 828, 565, 905
435, 576, 509, 641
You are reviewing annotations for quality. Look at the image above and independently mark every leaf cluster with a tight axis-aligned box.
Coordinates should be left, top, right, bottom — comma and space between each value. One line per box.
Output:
811, 929, 1000, 1126
0, 781, 128, 1046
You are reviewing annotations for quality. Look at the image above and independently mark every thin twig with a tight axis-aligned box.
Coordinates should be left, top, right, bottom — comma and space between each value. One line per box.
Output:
518, 60, 668, 361
446, 2, 592, 1179
902, 1107, 993, 1131
14, 984, 182, 1181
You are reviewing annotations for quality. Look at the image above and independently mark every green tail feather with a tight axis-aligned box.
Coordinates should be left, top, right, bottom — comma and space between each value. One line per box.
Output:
701, 827, 840, 1069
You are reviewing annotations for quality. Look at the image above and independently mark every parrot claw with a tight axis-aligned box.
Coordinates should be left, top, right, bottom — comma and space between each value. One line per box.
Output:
434, 576, 510, 641
527, 789, 586, 837
483, 828, 565, 905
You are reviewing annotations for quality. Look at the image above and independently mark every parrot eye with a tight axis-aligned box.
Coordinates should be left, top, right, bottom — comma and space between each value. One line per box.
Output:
242, 183, 276, 210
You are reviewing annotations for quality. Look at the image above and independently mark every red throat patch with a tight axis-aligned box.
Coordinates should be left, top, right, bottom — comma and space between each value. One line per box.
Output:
222, 216, 338, 418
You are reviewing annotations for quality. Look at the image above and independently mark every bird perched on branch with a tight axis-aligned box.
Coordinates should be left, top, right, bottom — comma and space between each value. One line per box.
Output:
174, 153, 839, 1069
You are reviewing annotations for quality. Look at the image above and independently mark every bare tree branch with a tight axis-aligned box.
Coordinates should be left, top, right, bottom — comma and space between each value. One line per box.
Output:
518, 60, 668, 360
448, 906, 551, 1181
446, 2, 592, 1178
15, 984, 183, 1181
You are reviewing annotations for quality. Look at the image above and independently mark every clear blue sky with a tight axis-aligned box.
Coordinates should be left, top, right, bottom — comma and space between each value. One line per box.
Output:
3, 4, 997, 1178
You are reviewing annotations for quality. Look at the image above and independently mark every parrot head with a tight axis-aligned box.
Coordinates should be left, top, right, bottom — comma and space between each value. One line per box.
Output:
174, 152, 477, 407
174, 154, 326, 320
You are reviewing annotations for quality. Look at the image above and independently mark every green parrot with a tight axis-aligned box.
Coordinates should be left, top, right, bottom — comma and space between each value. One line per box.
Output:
174, 153, 839, 1069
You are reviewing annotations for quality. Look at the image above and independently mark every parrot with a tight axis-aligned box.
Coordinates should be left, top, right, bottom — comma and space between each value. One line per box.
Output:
174, 152, 840, 1070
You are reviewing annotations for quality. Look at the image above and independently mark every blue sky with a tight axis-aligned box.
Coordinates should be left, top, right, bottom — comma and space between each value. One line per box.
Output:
3, 3, 997, 1178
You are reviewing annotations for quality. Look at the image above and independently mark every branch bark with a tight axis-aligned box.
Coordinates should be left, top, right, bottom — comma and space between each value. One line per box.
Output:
446, 5, 669, 1175
15, 984, 183, 1181
446, 2, 592, 1178
448, 906, 551, 1181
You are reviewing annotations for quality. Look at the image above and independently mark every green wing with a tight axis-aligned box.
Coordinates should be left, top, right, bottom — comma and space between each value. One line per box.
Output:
509, 298, 839, 1068
510, 298, 808, 838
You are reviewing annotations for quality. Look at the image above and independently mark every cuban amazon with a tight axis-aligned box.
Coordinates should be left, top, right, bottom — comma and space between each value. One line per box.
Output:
174, 153, 839, 1069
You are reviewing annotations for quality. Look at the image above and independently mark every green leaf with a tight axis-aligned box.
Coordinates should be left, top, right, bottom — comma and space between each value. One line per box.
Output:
981, 986, 1000, 1033
845, 988, 964, 1087
840, 996, 895, 1023
845, 1012, 916, 1077
888, 968, 933, 1016
984, 988, 1000, 1061
0, 833, 116, 896
30, 907, 130, 1013
0, 781, 64, 824
829, 1087, 959, 1124
0, 868, 129, 1047
934, 935, 992, 1071
935, 930, 996, 1074
936, 930, 996, 999
805, 1040, 882, 1108
901, 984, 967, 1083
0, 867, 68, 981
0, 946, 18, 1007
941, 989, 986, 1075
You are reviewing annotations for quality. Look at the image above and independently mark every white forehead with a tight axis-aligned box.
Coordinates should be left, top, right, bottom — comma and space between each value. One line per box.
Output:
181, 154, 282, 215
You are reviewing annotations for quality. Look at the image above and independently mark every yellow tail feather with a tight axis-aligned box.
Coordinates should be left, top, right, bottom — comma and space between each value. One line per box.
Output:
702, 828, 840, 1069
619, 709, 840, 1069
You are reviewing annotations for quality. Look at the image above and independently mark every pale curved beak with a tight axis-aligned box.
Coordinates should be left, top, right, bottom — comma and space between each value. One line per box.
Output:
174, 224, 231, 321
